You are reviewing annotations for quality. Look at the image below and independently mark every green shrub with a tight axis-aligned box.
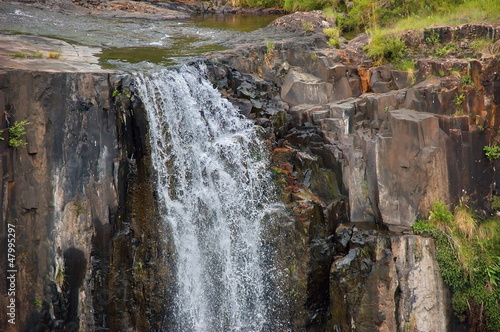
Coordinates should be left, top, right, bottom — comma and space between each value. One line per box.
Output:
435, 42, 458, 57
484, 144, 500, 161
429, 201, 454, 224
0, 121, 30, 147
328, 37, 340, 47
9, 52, 29, 58
425, 30, 441, 45
492, 196, 500, 211
323, 27, 340, 39
413, 202, 500, 330
365, 29, 406, 64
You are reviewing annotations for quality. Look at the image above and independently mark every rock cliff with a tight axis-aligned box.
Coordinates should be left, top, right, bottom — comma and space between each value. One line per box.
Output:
206, 10, 499, 331
0, 36, 170, 331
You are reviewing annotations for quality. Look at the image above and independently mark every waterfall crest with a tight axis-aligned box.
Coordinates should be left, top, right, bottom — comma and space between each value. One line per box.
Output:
135, 65, 279, 331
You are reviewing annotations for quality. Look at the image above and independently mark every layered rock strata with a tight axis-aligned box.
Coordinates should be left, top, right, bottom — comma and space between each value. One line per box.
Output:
0, 37, 169, 331
207, 12, 499, 331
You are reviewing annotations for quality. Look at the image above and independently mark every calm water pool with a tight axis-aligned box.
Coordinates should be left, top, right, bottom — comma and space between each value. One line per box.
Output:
0, 3, 280, 71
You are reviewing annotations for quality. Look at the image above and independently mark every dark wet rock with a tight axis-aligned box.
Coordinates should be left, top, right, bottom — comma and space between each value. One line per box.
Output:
329, 228, 452, 332
0, 68, 169, 331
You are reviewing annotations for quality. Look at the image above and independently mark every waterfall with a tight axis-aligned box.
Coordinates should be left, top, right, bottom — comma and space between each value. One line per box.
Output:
135, 64, 279, 331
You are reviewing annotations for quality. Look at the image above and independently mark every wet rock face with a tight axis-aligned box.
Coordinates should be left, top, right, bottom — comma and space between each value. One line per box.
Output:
207, 13, 498, 332
329, 228, 451, 332
0, 70, 167, 331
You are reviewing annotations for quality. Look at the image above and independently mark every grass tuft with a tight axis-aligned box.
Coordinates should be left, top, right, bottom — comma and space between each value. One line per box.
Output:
9, 52, 29, 58
365, 28, 406, 65
48, 51, 62, 59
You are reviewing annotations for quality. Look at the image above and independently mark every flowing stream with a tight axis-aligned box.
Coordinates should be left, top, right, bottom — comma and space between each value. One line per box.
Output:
135, 65, 280, 331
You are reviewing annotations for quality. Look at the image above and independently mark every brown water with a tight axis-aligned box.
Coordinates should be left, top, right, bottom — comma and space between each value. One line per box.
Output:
0, 3, 280, 71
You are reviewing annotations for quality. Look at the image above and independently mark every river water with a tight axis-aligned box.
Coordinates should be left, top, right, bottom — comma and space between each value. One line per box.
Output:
0, 2, 277, 70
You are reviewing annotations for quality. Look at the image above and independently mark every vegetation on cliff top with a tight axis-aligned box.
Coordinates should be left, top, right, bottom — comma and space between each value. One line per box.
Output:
230, 0, 499, 64
413, 202, 500, 331
230, 0, 499, 30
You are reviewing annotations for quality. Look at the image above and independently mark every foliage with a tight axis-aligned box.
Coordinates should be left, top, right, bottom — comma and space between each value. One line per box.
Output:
460, 75, 475, 88
328, 37, 340, 47
382, 0, 500, 35
233, 0, 500, 35
0, 121, 30, 147
394, 58, 414, 71
9, 52, 29, 58
435, 42, 458, 57
413, 202, 500, 331
491, 196, 500, 211
429, 201, 454, 224
364, 29, 406, 64
264, 39, 275, 65
324, 27, 341, 47
454, 93, 465, 114
48, 51, 61, 59
470, 38, 492, 53
484, 144, 500, 161
323, 27, 340, 39
9, 50, 62, 59
425, 30, 441, 45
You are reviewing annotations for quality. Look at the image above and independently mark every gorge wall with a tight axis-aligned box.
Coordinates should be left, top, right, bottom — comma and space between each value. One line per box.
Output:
0, 9, 499, 332
0, 38, 171, 331
205, 11, 499, 331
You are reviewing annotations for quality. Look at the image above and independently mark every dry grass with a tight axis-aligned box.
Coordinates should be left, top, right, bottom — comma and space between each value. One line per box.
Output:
454, 206, 477, 239
48, 51, 62, 59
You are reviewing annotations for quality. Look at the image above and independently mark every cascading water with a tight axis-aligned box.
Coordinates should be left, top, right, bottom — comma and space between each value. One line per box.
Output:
135, 64, 281, 331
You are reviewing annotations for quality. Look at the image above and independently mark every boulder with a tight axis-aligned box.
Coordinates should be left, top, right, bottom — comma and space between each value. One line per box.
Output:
281, 68, 334, 105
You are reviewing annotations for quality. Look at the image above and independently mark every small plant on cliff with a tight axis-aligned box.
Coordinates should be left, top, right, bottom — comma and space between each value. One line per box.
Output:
48, 51, 61, 59
324, 27, 341, 48
454, 92, 465, 114
365, 29, 406, 65
0, 120, 30, 147
264, 39, 275, 65
425, 30, 441, 45
435, 42, 458, 57
413, 202, 500, 330
491, 196, 500, 211
9, 52, 29, 58
56, 265, 65, 285
301, 20, 314, 33
460, 75, 476, 89
8, 120, 29, 147
484, 144, 500, 161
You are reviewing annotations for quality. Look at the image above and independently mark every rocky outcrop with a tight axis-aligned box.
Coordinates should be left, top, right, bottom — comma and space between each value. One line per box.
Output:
0, 38, 168, 331
330, 227, 451, 332
207, 13, 499, 331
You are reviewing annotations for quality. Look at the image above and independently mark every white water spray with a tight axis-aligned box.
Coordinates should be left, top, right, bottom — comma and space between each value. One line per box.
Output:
135, 65, 278, 331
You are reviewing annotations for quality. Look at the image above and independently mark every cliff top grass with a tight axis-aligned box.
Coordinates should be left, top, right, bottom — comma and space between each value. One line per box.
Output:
230, 0, 499, 30
382, 0, 500, 35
